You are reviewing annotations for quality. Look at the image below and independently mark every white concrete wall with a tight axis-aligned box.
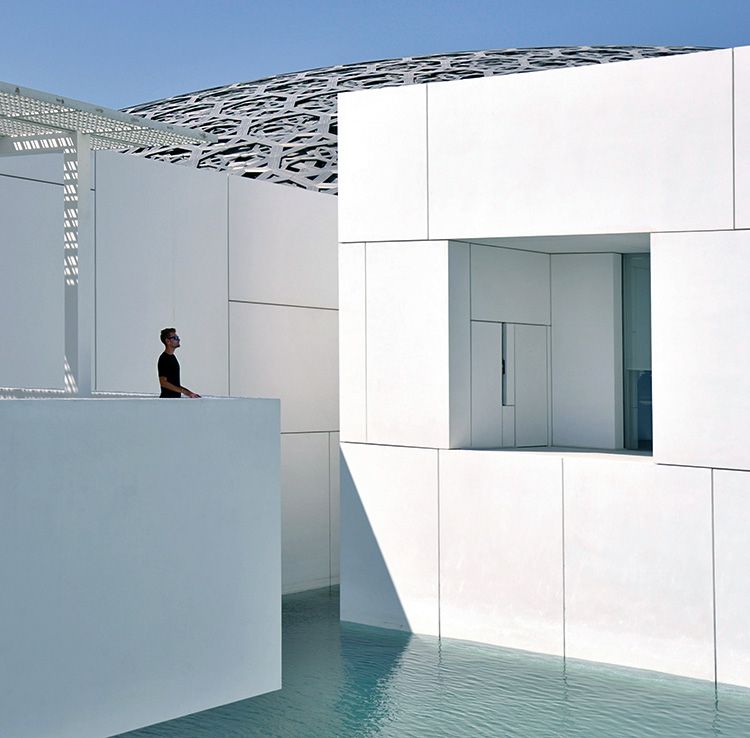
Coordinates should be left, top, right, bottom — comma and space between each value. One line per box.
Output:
439, 450, 564, 655
340, 445, 748, 684
280, 431, 340, 592
229, 176, 337, 309
364, 240, 470, 448
1, 151, 340, 596
336, 45, 750, 691
229, 301, 338, 432
226, 174, 339, 593
339, 49, 735, 244
563, 456, 713, 681
340, 442, 439, 634
470, 244, 550, 324
338, 85, 428, 243
0, 397, 280, 738
0, 152, 62, 183
94, 152, 229, 397
652, 230, 750, 471
0, 170, 64, 389
714, 469, 750, 687
338, 242, 367, 442
428, 49, 733, 239
551, 253, 623, 449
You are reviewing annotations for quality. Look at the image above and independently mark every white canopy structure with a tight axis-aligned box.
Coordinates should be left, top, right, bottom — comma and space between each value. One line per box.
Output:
0, 81, 217, 397
0, 80, 216, 150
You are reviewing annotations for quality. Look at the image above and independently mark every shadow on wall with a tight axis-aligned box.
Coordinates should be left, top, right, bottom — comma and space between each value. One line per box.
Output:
339, 454, 409, 630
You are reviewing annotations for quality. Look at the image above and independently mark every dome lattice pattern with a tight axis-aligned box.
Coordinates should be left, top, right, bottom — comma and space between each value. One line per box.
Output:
123, 46, 711, 195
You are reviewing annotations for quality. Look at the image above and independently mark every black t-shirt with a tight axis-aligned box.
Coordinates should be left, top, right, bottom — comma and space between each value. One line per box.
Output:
158, 352, 181, 398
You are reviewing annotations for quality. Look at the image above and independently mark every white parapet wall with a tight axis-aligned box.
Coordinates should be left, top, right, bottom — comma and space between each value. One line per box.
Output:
0, 397, 281, 738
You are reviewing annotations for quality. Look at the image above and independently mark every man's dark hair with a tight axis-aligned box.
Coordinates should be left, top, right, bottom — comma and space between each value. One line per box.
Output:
160, 327, 176, 346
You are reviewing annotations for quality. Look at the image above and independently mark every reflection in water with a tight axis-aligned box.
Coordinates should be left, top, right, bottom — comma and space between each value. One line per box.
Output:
118, 587, 750, 738
338, 622, 412, 736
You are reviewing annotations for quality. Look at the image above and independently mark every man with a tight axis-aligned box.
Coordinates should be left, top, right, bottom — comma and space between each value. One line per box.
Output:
158, 328, 200, 398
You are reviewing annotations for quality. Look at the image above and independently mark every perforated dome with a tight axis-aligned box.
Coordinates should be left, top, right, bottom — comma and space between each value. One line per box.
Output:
123, 46, 711, 194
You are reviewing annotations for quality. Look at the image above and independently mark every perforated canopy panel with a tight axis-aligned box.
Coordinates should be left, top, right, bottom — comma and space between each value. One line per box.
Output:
0, 81, 216, 150
123, 46, 712, 194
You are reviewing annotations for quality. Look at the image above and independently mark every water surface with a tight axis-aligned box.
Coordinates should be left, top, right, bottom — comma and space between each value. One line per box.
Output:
117, 587, 750, 737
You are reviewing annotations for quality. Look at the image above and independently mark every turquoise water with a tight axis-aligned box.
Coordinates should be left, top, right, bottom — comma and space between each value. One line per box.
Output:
118, 587, 750, 737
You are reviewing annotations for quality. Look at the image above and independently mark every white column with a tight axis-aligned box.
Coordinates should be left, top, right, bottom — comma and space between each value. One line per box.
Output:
63, 132, 94, 396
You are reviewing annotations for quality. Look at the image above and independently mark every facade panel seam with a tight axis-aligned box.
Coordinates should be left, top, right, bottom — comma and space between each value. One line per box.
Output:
228, 299, 338, 311
0, 172, 63, 186
436, 447, 441, 639
364, 242, 368, 444
732, 49, 737, 228
93, 154, 98, 393
226, 175, 231, 395
561, 456, 567, 659
711, 468, 718, 686
468, 244, 473, 447
328, 431, 333, 585
425, 85, 430, 241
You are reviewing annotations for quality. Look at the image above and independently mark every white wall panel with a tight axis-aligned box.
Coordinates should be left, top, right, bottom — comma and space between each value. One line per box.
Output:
338, 243, 367, 441
551, 253, 623, 449
94, 152, 228, 396
229, 177, 337, 308
281, 432, 332, 594
714, 468, 750, 688
564, 457, 714, 681
470, 244, 550, 324
338, 85, 428, 243
439, 450, 564, 655
366, 240, 470, 448
0, 175, 64, 389
428, 49, 734, 238
0, 397, 280, 738
340, 443, 439, 634
652, 230, 750, 470
230, 301, 338, 432
0, 153, 63, 184
734, 46, 750, 228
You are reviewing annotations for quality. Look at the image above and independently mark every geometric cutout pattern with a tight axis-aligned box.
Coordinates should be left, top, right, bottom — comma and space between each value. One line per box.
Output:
122, 46, 711, 194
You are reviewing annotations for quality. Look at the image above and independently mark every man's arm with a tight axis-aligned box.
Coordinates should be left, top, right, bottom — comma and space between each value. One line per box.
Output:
159, 376, 200, 398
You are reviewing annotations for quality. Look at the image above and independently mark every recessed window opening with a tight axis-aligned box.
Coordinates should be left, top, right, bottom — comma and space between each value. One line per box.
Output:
622, 254, 652, 451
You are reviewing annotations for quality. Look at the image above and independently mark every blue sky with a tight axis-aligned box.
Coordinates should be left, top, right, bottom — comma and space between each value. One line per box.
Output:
2, 0, 749, 109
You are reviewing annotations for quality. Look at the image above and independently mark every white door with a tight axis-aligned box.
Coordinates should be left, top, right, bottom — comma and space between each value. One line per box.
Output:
470, 321, 548, 448
471, 321, 504, 447
514, 323, 549, 447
